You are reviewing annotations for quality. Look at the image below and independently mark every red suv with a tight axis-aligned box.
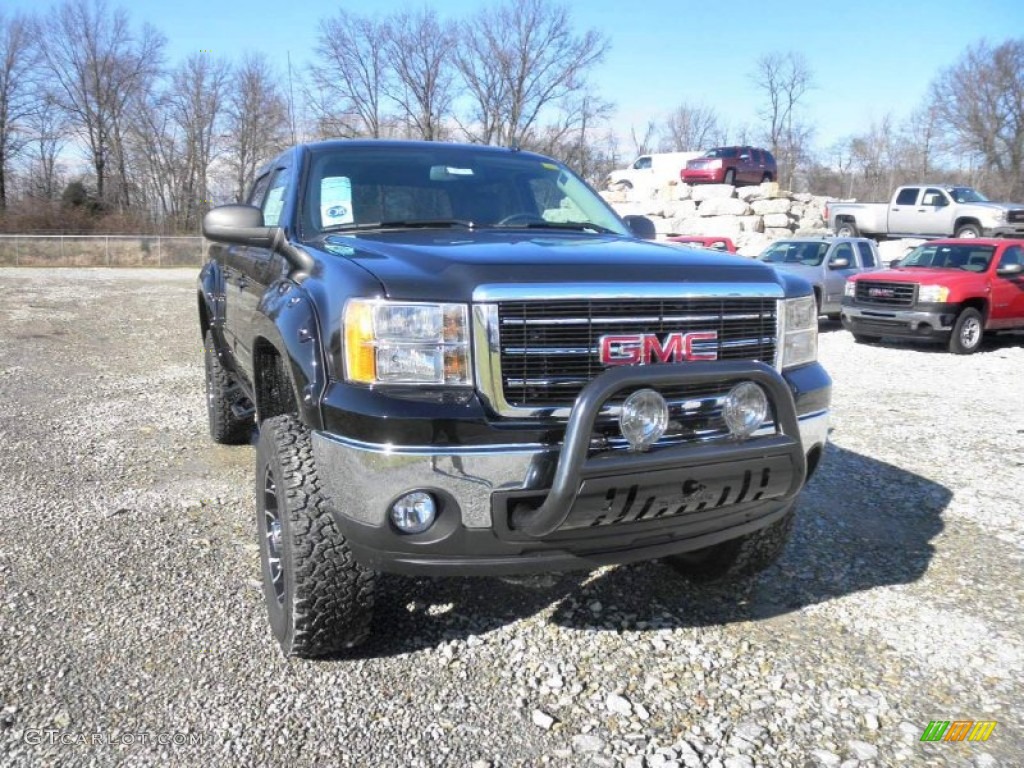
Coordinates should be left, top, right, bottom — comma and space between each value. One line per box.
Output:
681, 146, 777, 186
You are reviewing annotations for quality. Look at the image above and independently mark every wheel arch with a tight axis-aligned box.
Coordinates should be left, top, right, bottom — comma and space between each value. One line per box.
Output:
954, 216, 982, 233
959, 296, 990, 324
251, 282, 328, 430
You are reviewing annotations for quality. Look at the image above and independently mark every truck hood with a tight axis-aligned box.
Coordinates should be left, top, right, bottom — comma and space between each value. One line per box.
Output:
962, 201, 1024, 214
310, 231, 789, 301
855, 267, 987, 286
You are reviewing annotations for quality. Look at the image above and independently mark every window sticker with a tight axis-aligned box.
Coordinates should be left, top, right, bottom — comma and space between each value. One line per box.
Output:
321, 176, 353, 226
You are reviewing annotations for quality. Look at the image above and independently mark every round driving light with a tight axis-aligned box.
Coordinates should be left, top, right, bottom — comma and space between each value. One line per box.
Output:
723, 381, 769, 439
620, 389, 669, 451
390, 491, 437, 534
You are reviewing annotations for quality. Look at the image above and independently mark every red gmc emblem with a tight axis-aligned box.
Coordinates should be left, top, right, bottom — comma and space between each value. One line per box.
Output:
598, 332, 718, 365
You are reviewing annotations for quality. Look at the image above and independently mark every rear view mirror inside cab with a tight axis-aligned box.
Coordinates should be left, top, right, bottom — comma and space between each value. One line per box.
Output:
430, 165, 476, 181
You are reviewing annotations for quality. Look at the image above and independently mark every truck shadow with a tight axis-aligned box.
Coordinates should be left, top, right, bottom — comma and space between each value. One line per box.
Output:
343, 443, 950, 659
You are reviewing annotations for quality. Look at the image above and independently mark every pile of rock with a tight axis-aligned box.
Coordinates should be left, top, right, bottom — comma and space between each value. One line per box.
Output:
602, 181, 832, 255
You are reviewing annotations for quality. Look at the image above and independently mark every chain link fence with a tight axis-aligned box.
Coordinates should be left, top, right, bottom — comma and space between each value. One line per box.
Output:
0, 235, 206, 267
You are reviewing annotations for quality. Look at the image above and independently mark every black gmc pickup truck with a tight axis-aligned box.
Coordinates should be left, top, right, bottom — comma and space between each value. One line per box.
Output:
199, 140, 831, 657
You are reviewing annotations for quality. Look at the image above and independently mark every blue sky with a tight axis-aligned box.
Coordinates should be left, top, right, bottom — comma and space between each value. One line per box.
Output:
13, 0, 1024, 155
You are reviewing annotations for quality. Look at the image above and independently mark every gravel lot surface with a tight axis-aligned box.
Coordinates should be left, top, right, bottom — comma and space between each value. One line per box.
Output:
1, 268, 1022, 768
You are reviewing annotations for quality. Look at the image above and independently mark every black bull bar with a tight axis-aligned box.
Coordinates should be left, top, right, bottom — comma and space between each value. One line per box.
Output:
508, 361, 807, 538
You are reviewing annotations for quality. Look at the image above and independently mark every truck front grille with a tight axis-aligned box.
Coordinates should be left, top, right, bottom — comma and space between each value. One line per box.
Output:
854, 280, 916, 307
1008, 209, 1024, 223
496, 298, 777, 408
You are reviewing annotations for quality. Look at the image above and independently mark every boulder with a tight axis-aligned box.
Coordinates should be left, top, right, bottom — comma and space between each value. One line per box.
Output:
751, 198, 792, 215
700, 215, 743, 238
736, 232, 773, 256
697, 197, 751, 217
765, 227, 793, 238
763, 212, 792, 229
794, 226, 831, 237
738, 181, 784, 202
793, 192, 814, 203
652, 216, 680, 235
738, 215, 764, 233
661, 200, 698, 219
674, 183, 693, 201
691, 184, 736, 201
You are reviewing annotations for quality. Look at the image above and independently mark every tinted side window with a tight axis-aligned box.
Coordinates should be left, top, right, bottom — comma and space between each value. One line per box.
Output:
261, 169, 289, 227
857, 241, 876, 267
830, 243, 854, 263
247, 174, 271, 207
895, 188, 919, 205
999, 245, 1022, 268
634, 156, 652, 170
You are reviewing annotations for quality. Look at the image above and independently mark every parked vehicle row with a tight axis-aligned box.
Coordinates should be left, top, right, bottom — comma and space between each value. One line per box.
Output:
605, 145, 778, 192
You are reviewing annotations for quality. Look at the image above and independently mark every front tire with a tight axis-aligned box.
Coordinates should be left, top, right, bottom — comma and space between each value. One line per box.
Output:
256, 414, 376, 657
663, 506, 795, 584
948, 308, 984, 354
954, 223, 981, 238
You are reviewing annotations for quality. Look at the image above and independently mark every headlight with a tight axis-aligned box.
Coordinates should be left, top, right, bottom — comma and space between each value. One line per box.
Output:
917, 285, 950, 303
988, 210, 1007, 223
844, 280, 856, 297
343, 299, 471, 385
781, 295, 818, 369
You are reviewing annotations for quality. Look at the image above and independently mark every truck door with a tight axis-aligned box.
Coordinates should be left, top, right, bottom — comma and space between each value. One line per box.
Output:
914, 188, 954, 236
989, 245, 1024, 328
888, 187, 921, 235
824, 241, 856, 309
234, 167, 290, 375
223, 172, 272, 366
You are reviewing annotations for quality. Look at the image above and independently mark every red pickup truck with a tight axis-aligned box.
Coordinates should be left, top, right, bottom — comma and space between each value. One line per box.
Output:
840, 238, 1024, 353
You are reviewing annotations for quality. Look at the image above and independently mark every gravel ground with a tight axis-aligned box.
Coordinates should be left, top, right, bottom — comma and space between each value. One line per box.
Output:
1, 268, 1022, 768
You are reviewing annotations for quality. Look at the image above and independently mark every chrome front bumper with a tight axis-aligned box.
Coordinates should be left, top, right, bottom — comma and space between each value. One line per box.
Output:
312, 409, 829, 531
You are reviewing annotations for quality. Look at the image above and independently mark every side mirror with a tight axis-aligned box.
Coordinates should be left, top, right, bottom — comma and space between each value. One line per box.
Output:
996, 262, 1024, 276
622, 214, 657, 240
202, 204, 275, 248
829, 257, 851, 269
202, 203, 315, 274
888, 259, 903, 269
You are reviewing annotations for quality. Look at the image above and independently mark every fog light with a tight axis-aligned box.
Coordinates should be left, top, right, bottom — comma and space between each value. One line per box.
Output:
390, 491, 436, 534
620, 389, 668, 451
723, 382, 769, 439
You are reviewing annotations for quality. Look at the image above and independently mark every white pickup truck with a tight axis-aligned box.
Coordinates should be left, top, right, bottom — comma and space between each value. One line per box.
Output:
826, 184, 1024, 240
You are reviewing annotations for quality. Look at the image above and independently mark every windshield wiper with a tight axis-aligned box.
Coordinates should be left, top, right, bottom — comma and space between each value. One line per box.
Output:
500, 221, 618, 234
322, 219, 475, 233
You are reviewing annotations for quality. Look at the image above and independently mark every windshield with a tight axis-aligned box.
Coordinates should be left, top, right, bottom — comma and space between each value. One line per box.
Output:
302, 145, 629, 237
758, 241, 829, 267
704, 147, 737, 159
901, 243, 994, 272
949, 187, 989, 203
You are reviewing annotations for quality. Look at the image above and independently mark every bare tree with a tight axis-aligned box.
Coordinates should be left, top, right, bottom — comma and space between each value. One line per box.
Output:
309, 11, 391, 138
930, 38, 1024, 198
0, 11, 39, 209
751, 51, 813, 188
629, 121, 657, 157
527, 92, 614, 182
166, 53, 231, 228
38, 0, 163, 208
454, 0, 609, 147
659, 103, 723, 152
23, 93, 69, 200
225, 54, 290, 201
383, 9, 457, 140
